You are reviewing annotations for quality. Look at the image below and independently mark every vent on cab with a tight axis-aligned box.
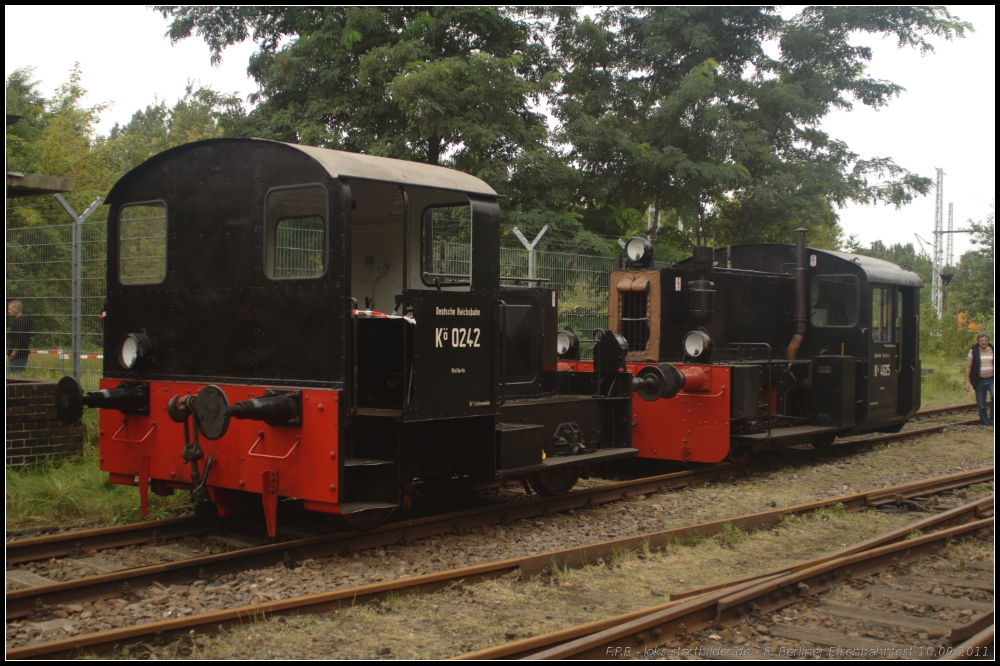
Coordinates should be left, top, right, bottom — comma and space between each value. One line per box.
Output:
619, 291, 650, 353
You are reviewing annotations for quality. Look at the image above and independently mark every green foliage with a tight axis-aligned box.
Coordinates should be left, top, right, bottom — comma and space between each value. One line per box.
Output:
5, 433, 190, 528
947, 205, 995, 332
159, 6, 970, 256
158, 8, 550, 166
716, 522, 749, 547
919, 354, 968, 408
551, 6, 968, 249
6, 67, 237, 214
6, 64, 109, 203
102, 84, 240, 177
778, 513, 800, 528
549, 557, 571, 581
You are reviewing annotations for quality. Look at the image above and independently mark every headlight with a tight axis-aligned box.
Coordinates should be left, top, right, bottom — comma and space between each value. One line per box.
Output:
624, 236, 653, 268
556, 328, 580, 360
683, 330, 712, 358
118, 332, 155, 369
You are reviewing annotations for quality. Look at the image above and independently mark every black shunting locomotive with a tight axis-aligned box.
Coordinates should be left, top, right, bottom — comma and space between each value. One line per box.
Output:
53, 138, 667, 536
597, 230, 922, 463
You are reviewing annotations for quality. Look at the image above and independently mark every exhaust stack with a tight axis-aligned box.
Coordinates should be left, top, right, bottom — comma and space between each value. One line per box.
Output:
785, 227, 808, 360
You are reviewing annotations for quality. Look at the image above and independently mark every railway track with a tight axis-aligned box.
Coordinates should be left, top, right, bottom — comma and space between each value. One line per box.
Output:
5, 468, 992, 659
911, 403, 978, 419
4, 402, 980, 571
5, 411, 984, 615
5, 516, 215, 566
465, 501, 994, 659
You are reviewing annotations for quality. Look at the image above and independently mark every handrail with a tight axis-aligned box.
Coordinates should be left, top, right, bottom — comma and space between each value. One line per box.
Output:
247, 432, 300, 460
496, 300, 507, 407
499, 276, 551, 284
422, 271, 471, 289
112, 419, 157, 444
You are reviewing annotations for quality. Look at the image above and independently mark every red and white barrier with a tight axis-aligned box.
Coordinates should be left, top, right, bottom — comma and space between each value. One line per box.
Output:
28, 350, 103, 360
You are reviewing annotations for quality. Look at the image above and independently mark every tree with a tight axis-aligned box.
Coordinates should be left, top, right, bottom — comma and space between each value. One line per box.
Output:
551, 7, 971, 250
948, 205, 995, 327
156, 6, 620, 251
100, 84, 240, 176
157, 8, 550, 173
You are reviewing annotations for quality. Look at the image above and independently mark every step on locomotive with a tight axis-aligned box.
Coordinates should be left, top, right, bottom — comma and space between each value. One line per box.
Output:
555, 232, 921, 464
54, 138, 678, 536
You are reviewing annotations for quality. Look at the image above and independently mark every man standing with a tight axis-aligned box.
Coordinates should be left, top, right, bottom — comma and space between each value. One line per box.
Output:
965, 332, 994, 426
7, 300, 33, 375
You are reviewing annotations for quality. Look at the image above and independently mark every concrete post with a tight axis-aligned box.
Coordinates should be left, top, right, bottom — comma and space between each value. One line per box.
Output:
55, 195, 103, 381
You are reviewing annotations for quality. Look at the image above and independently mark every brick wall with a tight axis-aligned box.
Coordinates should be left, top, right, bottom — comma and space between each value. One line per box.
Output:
6, 379, 85, 467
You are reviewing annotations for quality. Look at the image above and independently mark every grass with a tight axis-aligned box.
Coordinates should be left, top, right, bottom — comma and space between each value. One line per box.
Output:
778, 513, 800, 528
165, 509, 968, 660
5, 353, 104, 391
716, 522, 749, 547
920, 353, 972, 408
5, 410, 190, 528
549, 558, 571, 581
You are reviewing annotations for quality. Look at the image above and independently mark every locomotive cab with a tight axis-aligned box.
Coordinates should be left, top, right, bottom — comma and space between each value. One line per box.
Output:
56, 139, 637, 535
606, 232, 921, 463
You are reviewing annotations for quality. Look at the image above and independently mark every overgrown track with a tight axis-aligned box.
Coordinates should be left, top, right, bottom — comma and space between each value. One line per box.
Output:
4, 409, 985, 618
466, 497, 994, 660
911, 403, 978, 418
5, 469, 992, 659
4, 414, 983, 616
3, 403, 980, 568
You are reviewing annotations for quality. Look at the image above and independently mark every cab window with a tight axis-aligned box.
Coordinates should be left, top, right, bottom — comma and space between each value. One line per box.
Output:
871, 286, 895, 343
119, 202, 167, 284
810, 276, 858, 327
421, 203, 472, 286
264, 185, 328, 279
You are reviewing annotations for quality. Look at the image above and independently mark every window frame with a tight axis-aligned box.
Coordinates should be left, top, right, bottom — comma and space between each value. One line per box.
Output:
420, 202, 473, 288
503, 303, 538, 385
263, 183, 330, 281
870, 285, 898, 344
117, 199, 169, 286
808, 274, 859, 329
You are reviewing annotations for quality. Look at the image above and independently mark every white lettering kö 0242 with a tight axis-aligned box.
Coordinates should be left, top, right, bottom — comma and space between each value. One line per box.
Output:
435, 327, 481, 348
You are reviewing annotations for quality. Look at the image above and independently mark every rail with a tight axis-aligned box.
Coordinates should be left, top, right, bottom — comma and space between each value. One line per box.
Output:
6, 403, 979, 566
475, 498, 994, 659
5, 471, 991, 659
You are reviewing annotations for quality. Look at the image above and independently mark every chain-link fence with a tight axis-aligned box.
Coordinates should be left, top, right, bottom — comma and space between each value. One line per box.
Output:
6, 196, 107, 390
499, 245, 613, 356
7, 196, 651, 383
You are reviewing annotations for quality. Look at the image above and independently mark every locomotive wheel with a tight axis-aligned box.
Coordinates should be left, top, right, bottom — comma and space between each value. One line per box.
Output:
342, 508, 395, 530
725, 443, 752, 463
527, 468, 581, 496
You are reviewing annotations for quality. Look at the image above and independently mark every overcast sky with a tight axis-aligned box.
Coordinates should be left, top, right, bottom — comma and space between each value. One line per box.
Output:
6, 5, 994, 258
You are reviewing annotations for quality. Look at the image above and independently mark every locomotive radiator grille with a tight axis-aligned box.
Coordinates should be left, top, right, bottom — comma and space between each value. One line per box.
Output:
619, 290, 650, 353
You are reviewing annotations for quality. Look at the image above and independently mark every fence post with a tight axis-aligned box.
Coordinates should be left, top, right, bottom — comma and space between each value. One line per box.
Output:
511, 225, 549, 281
55, 195, 104, 381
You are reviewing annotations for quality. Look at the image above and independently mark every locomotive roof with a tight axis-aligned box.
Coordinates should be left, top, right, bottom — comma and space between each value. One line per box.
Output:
811, 248, 923, 287
106, 138, 498, 200
694, 243, 922, 288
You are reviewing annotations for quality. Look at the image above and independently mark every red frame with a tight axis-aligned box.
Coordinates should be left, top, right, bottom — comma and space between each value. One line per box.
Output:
99, 380, 341, 533
559, 361, 733, 463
